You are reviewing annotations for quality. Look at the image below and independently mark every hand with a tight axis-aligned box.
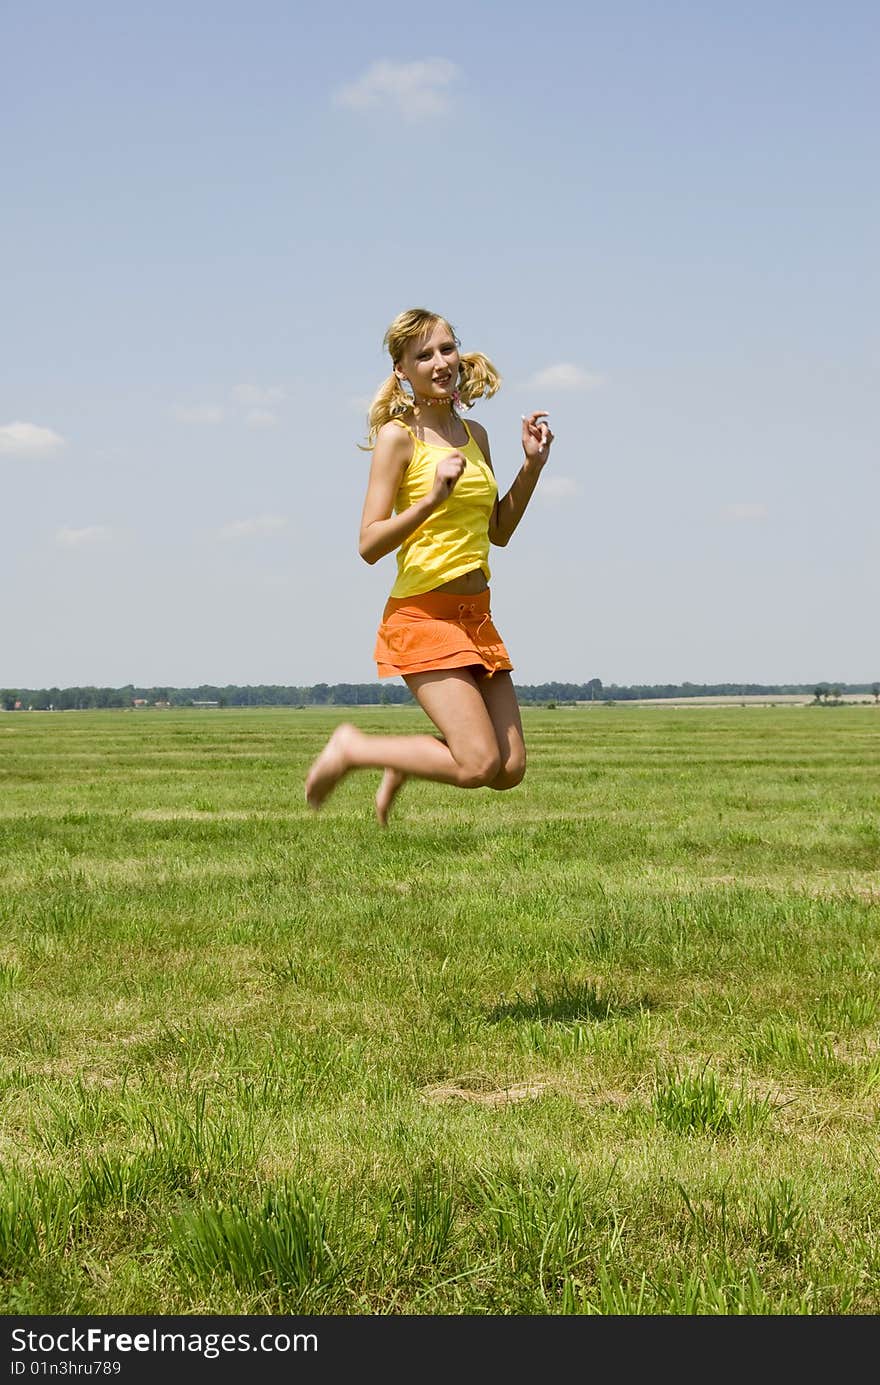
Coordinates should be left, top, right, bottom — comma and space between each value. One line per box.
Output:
522, 411, 553, 465
430, 451, 467, 504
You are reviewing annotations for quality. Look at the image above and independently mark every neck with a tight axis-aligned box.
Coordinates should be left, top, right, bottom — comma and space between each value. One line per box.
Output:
414, 394, 456, 421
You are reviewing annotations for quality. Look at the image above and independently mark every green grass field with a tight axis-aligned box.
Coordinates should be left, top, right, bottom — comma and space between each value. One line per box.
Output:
1, 704, 878, 1315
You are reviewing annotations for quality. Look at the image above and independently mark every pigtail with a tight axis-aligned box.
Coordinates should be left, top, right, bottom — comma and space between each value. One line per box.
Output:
457, 351, 502, 409
361, 373, 414, 450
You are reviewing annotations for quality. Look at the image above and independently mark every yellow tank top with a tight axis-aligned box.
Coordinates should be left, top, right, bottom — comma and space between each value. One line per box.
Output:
389, 420, 499, 599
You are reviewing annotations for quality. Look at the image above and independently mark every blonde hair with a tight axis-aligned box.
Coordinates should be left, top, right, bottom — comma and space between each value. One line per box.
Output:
362, 307, 501, 448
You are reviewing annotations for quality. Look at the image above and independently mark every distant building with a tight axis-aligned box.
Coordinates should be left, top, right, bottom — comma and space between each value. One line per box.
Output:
191, 700, 219, 707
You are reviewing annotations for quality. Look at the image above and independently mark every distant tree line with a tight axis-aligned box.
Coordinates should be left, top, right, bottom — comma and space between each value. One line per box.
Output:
2, 679, 879, 710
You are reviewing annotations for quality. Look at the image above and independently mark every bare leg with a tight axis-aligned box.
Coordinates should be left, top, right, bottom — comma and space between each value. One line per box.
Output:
475, 672, 527, 790
375, 767, 407, 827
374, 735, 446, 827
304, 672, 501, 813
305, 725, 463, 810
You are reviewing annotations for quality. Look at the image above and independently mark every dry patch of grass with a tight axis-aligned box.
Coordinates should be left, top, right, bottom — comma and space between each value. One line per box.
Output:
421, 1078, 551, 1106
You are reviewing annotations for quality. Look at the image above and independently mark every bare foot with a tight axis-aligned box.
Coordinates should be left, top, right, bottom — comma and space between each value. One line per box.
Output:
304, 723, 360, 810
375, 768, 407, 827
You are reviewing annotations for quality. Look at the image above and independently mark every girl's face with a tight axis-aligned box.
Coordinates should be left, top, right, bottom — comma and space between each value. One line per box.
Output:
397, 321, 460, 402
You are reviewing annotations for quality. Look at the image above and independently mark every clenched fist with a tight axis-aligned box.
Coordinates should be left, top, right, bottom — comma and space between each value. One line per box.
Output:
430, 451, 467, 504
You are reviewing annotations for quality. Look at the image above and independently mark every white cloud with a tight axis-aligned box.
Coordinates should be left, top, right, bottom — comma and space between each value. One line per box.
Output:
723, 503, 769, 521
245, 408, 278, 429
525, 364, 606, 391
0, 421, 65, 456
536, 476, 580, 503
56, 525, 111, 547
232, 384, 287, 406
171, 404, 225, 425
332, 58, 461, 120
217, 514, 288, 541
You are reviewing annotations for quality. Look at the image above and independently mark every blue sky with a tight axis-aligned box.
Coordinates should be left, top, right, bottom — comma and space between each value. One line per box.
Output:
3, 0, 877, 688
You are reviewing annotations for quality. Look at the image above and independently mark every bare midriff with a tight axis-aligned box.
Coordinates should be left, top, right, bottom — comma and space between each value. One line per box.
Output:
428, 567, 489, 595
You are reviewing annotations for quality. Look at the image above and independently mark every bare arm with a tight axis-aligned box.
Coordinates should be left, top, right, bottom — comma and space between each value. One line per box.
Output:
358, 423, 466, 564
473, 413, 554, 547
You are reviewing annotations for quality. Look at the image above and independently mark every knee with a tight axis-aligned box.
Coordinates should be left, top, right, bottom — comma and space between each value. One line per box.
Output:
458, 746, 503, 789
489, 755, 527, 791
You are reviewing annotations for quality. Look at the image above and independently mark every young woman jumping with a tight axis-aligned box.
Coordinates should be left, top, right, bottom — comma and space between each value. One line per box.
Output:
305, 306, 554, 825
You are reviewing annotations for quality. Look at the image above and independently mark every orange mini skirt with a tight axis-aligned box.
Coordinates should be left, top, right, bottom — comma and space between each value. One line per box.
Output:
374, 588, 513, 680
